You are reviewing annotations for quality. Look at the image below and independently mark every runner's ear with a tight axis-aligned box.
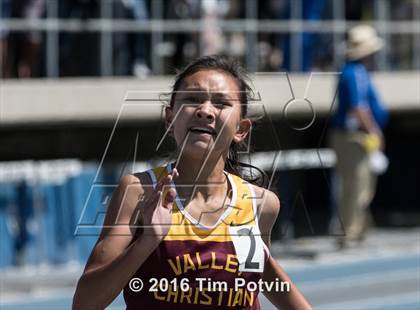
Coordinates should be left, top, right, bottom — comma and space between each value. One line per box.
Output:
233, 118, 251, 144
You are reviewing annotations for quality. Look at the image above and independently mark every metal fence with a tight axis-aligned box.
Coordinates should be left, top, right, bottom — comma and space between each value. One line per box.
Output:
0, 0, 419, 77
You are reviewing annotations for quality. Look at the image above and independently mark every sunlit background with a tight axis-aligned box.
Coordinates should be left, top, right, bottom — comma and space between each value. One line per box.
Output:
1, 1, 419, 309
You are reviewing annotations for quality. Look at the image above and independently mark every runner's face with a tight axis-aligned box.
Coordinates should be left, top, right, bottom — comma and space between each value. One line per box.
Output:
167, 69, 250, 159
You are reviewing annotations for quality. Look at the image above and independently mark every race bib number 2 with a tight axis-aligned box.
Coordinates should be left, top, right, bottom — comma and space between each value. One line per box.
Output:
229, 225, 265, 273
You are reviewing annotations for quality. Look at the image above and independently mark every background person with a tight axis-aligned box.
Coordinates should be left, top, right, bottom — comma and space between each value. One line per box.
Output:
330, 25, 389, 249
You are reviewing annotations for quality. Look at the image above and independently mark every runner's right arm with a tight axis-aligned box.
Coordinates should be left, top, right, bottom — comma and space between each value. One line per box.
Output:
72, 171, 177, 310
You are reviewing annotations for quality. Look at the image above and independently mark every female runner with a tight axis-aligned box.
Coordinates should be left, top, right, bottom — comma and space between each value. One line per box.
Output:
73, 55, 312, 310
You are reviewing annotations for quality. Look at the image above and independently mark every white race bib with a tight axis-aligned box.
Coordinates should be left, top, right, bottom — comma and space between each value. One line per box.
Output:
229, 224, 265, 273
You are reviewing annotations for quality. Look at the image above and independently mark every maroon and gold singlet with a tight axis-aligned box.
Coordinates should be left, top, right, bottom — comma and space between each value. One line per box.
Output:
124, 162, 269, 309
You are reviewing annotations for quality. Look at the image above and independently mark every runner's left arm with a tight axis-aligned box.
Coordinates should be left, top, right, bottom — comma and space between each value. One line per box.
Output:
258, 189, 312, 310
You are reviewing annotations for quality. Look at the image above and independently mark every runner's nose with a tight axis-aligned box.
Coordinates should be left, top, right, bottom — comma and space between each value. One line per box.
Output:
195, 101, 215, 121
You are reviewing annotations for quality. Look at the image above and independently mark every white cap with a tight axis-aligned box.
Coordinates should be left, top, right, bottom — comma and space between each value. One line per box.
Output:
346, 25, 384, 60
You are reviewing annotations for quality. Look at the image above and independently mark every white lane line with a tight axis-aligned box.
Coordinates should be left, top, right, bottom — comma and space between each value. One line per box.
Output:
317, 291, 420, 310
282, 252, 420, 274
0, 288, 75, 305
299, 269, 419, 292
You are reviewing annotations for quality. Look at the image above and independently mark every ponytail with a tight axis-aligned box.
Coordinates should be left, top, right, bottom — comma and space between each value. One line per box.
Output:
225, 142, 269, 188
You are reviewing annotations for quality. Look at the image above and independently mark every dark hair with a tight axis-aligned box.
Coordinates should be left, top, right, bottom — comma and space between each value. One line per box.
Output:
169, 55, 268, 188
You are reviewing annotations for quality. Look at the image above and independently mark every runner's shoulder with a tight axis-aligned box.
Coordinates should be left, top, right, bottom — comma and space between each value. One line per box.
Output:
115, 172, 154, 204
248, 184, 280, 229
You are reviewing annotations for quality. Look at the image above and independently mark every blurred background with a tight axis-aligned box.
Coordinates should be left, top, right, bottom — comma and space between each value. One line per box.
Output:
1, 0, 419, 309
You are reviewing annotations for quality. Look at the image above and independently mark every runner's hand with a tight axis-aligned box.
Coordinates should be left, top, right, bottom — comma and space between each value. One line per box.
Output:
141, 168, 179, 240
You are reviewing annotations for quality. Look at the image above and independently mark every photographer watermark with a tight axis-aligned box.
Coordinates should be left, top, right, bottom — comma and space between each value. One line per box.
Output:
129, 276, 290, 293
128, 276, 290, 307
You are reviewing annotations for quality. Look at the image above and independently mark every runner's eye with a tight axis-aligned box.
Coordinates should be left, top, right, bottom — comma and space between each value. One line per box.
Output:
215, 100, 232, 108
185, 97, 202, 104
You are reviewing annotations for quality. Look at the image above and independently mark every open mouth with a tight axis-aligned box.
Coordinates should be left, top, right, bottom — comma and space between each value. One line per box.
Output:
189, 126, 217, 136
